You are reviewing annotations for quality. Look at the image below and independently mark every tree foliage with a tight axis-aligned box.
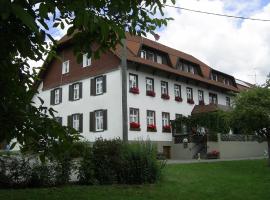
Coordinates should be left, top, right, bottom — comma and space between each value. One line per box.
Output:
0, 0, 174, 158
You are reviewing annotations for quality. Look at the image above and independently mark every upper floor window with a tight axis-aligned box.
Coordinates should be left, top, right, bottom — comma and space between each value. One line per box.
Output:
198, 90, 204, 103
147, 52, 154, 61
146, 78, 154, 92
161, 81, 168, 95
50, 88, 62, 105
156, 55, 162, 64
211, 73, 218, 81
129, 74, 138, 89
226, 97, 231, 106
68, 113, 83, 132
174, 84, 181, 98
147, 110, 156, 126
129, 108, 139, 123
62, 60, 69, 74
186, 87, 193, 100
209, 93, 218, 104
90, 110, 107, 132
140, 50, 146, 59
91, 75, 107, 96
69, 82, 82, 101
83, 53, 91, 67
162, 112, 170, 127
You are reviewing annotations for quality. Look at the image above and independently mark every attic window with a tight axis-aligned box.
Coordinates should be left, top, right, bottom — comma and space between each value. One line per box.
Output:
140, 50, 146, 59
147, 52, 154, 61
211, 73, 218, 81
156, 55, 162, 64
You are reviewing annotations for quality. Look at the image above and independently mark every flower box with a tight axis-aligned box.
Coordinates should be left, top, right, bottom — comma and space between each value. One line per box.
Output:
147, 124, 157, 132
146, 90, 156, 97
187, 98, 194, 104
162, 125, 171, 133
175, 96, 183, 102
199, 100, 205, 105
207, 150, 220, 159
129, 87, 139, 94
130, 122, 141, 131
161, 93, 170, 100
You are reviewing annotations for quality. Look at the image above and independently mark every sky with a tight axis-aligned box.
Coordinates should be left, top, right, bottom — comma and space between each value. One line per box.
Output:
148, 0, 270, 84
30, 0, 270, 85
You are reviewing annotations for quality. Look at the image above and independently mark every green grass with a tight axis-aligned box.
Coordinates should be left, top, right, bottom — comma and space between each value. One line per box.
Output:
1, 159, 270, 200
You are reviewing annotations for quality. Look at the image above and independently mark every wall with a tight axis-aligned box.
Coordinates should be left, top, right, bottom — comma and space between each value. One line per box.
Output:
33, 69, 123, 142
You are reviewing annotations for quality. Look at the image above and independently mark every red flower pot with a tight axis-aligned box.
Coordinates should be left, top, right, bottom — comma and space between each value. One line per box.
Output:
175, 96, 183, 102
162, 125, 171, 133
161, 93, 170, 100
199, 100, 205, 105
146, 90, 156, 97
130, 122, 140, 129
147, 124, 157, 132
187, 98, 194, 104
130, 87, 139, 94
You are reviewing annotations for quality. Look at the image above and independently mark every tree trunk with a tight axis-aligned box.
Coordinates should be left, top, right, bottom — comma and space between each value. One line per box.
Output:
268, 138, 270, 167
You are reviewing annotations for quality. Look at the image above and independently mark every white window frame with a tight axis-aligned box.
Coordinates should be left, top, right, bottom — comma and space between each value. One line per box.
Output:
130, 108, 139, 123
96, 77, 103, 95
198, 90, 204, 102
95, 110, 104, 131
226, 97, 231, 106
146, 78, 154, 91
129, 74, 137, 89
211, 73, 218, 81
73, 83, 80, 100
174, 85, 181, 97
140, 50, 146, 59
62, 60, 69, 74
189, 66, 195, 74
186, 87, 193, 100
54, 89, 60, 104
147, 111, 155, 126
156, 55, 162, 64
162, 113, 170, 126
161, 81, 168, 95
83, 53, 91, 67
209, 93, 218, 104
72, 114, 80, 131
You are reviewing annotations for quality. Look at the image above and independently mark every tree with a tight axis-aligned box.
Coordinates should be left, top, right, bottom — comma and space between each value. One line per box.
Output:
230, 87, 270, 166
0, 0, 174, 158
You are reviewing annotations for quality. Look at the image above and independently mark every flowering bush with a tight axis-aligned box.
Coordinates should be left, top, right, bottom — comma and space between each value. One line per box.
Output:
175, 96, 183, 102
161, 93, 170, 100
129, 87, 139, 94
146, 90, 156, 97
199, 100, 205, 105
187, 98, 194, 104
147, 124, 157, 132
130, 122, 140, 129
162, 125, 171, 133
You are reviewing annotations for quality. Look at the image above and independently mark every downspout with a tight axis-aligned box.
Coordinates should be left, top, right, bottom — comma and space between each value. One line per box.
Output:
121, 38, 128, 142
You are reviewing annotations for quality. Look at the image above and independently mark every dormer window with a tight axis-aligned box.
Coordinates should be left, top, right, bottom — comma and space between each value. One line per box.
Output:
83, 53, 91, 67
156, 55, 162, 64
140, 50, 146, 59
211, 73, 218, 81
62, 60, 69, 74
147, 52, 154, 61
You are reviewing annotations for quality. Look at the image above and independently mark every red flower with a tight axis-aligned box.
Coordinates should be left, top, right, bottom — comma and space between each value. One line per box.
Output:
130, 122, 140, 129
147, 124, 157, 131
175, 96, 183, 102
161, 93, 170, 100
163, 125, 171, 132
130, 87, 139, 94
187, 98, 194, 104
146, 90, 156, 97
211, 150, 220, 156
199, 100, 205, 105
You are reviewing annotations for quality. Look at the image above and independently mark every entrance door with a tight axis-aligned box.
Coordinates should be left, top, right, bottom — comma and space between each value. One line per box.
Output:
163, 146, 171, 159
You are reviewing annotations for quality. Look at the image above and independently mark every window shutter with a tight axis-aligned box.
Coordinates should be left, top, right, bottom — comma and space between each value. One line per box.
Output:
67, 115, 73, 128
79, 114, 83, 133
59, 117, 63, 125
79, 82, 82, 99
103, 110, 107, 130
50, 89, 55, 105
89, 112, 95, 132
59, 88, 62, 103
103, 75, 107, 93
69, 85, 73, 101
90, 78, 96, 96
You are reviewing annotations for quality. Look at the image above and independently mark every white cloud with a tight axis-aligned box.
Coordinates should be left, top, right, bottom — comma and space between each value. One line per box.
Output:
154, 0, 270, 84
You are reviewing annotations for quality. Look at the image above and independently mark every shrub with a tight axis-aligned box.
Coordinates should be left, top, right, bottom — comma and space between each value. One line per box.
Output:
78, 148, 96, 185
29, 162, 54, 187
69, 141, 91, 158
54, 155, 72, 185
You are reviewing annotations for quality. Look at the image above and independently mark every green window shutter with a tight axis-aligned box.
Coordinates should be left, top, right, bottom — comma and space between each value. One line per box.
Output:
59, 88, 62, 103
103, 110, 107, 130
103, 75, 107, 93
90, 78, 96, 96
89, 112, 95, 132
79, 114, 83, 133
79, 82, 83, 99
67, 115, 73, 128
50, 89, 55, 105
69, 85, 73, 101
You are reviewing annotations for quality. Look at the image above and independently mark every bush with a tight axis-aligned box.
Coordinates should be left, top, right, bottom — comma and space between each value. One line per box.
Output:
29, 162, 54, 187
78, 148, 96, 185
69, 141, 91, 158
54, 155, 72, 185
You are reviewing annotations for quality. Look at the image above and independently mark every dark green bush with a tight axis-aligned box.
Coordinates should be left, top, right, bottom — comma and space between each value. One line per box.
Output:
54, 155, 72, 185
29, 163, 54, 187
69, 141, 91, 158
78, 148, 96, 185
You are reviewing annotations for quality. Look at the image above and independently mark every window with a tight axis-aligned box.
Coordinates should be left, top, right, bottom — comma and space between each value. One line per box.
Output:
83, 53, 91, 67
226, 97, 231, 106
186, 87, 193, 100
211, 73, 218, 81
129, 74, 138, 89
69, 82, 82, 101
147, 52, 154, 61
209, 93, 218, 104
68, 114, 83, 132
95, 110, 104, 131
140, 50, 146, 59
91, 75, 106, 96
90, 110, 107, 132
50, 88, 62, 105
188, 65, 195, 74
174, 84, 181, 97
161, 81, 168, 95
62, 60, 69, 74
156, 55, 162, 64
146, 78, 154, 91
147, 110, 155, 126
129, 108, 139, 123
198, 90, 204, 102
162, 112, 170, 127
96, 76, 103, 95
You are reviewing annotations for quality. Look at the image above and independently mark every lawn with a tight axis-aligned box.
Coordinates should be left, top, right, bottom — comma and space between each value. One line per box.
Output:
1, 159, 270, 200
